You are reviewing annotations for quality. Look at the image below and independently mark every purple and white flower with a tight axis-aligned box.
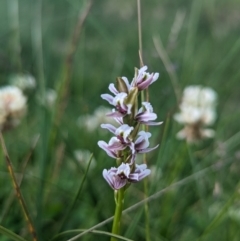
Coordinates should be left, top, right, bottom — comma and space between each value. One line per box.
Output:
115, 124, 134, 143
128, 164, 151, 182
103, 167, 127, 190
98, 133, 130, 155
131, 66, 159, 91
101, 92, 132, 117
102, 163, 151, 190
98, 139, 123, 159
101, 124, 134, 144
135, 102, 163, 126
98, 124, 135, 158
112, 93, 132, 115
130, 131, 159, 163
134, 131, 159, 154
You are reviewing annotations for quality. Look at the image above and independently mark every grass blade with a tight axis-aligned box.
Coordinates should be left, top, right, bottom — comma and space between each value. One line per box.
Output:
0, 225, 28, 241
58, 153, 94, 231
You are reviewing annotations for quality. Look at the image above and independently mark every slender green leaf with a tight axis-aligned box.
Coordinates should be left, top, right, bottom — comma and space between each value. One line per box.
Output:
0, 225, 28, 241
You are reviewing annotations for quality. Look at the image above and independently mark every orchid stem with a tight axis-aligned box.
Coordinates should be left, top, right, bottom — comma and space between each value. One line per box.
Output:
111, 188, 125, 241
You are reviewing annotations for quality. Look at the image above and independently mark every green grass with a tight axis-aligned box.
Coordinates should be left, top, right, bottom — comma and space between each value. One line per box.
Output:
1, 0, 240, 240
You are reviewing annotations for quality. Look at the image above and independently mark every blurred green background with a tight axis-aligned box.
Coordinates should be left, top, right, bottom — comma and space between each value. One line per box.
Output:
1, 0, 240, 240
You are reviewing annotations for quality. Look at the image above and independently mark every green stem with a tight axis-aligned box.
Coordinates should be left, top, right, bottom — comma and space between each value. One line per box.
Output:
111, 188, 125, 241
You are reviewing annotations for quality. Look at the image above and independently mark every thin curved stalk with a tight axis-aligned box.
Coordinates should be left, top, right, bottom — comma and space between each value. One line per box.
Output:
58, 153, 94, 231
0, 133, 38, 241
50, 229, 134, 241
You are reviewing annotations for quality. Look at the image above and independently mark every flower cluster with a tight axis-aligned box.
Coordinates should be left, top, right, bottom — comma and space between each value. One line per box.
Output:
98, 66, 162, 190
0, 86, 27, 131
174, 85, 217, 143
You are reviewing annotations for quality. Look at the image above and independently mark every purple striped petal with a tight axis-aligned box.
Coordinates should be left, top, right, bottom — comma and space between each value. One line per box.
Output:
108, 137, 126, 150
106, 111, 125, 118
109, 83, 118, 95
98, 141, 117, 158
136, 112, 157, 122
141, 121, 163, 126
103, 169, 127, 190
128, 164, 151, 182
101, 94, 114, 105
100, 124, 116, 134
131, 66, 159, 91
137, 144, 159, 154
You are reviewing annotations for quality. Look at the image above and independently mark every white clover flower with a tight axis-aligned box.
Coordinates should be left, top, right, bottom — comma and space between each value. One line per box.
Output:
201, 108, 217, 125
199, 87, 217, 107
0, 85, 27, 130
9, 74, 36, 90
182, 85, 217, 108
174, 85, 217, 143
174, 105, 202, 124
176, 126, 215, 143
182, 85, 202, 106
0, 86, 27, 113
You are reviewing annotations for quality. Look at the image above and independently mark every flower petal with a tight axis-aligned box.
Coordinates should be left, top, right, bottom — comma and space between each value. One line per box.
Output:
98, 141, 117, 158
100, 123, 116, 134
103, 169, 127, 190
101, 94, 114, 105
109, 83, 118, 95
137, 144, 159, 154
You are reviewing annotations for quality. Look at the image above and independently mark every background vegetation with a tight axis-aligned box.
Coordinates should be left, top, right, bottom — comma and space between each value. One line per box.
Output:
1, 0, 240, 240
